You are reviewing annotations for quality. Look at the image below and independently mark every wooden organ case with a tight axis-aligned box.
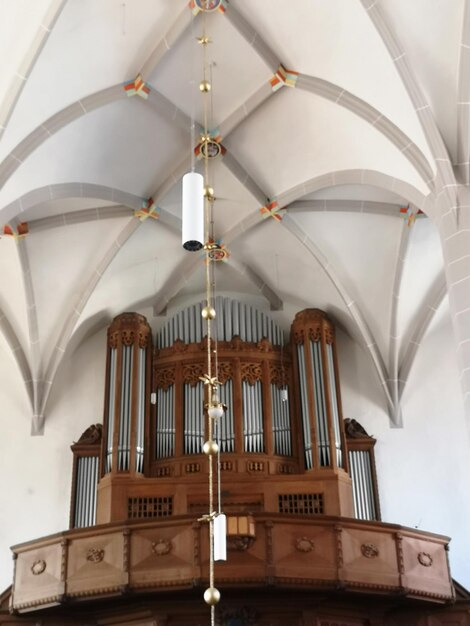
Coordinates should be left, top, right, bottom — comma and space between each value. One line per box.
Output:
94, 303, 355, 524
5, 299, 461, 625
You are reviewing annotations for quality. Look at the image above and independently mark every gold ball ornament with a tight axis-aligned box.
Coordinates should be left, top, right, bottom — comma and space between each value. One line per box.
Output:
201, 306, 216, 320
204, 587, 221, 606
199, 79, 211, 92
203, 440, 219, 456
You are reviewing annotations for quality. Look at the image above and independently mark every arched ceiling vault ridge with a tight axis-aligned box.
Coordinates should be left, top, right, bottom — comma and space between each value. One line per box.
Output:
282, 213, 395, 422
0, 304, 33, 415
27, 180, 184, 434
0, 0, 66, 142
0, 2, 193, 197
0, 2, 437, 212
225, 3, 434, 191
398, 273, 447, 400
387, 217, 414, 426
457, 0, 470, 185
289, 199, 403, 217
14, 233, 42, 425
360, 0, 458, 223
0, 183, 144, 226
220, 153, 397, 422
34, 217, 142, 435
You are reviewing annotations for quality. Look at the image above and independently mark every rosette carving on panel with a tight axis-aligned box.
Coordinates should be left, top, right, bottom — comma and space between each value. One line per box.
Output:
241, 362, 262, 385
295, 537, 315, 553
31, 559, 46, 575
156, 367, 176, 390
86, 548, 105, 563
361, 543, 379, 559
183, 363, 205, 386
418, 552, 433, 567
270, 363, 288, 388
217, 362, 233, 384
151, 539, 172, 556
122, 329, 135, 346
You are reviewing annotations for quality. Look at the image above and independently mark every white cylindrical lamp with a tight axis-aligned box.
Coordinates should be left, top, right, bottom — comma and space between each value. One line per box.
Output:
182, 172, 204, 251
214, 513, 227, 561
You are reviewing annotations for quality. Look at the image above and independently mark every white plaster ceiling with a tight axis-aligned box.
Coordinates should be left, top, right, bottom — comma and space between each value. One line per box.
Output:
0, 0, 459, 429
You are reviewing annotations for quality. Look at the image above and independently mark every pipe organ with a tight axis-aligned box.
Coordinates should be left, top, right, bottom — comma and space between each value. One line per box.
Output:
68, 300, 383, 525
10, 298, 461, 622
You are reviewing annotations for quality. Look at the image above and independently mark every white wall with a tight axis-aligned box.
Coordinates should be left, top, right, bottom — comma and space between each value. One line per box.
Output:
0, 327, 106, 592
338, 303, 470, 588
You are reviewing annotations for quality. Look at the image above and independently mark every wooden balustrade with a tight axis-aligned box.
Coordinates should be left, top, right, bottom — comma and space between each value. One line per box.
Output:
10, 515, 453, 613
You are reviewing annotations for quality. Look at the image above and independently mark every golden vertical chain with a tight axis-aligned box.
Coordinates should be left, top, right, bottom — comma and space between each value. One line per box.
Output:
202, 6, 215, 626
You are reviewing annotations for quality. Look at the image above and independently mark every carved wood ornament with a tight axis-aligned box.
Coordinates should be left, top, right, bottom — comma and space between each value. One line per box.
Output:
86, 548, 105, 563
269, 363, 289, 387
156, 367, 176, 390
183, 363, 205, 386
241, 362, 263, 385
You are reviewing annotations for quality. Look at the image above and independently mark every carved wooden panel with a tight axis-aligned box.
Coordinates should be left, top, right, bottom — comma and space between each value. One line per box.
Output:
156, 367, 176, 390
269, 363, 289, 387
217, 361, 233, 384
240, 362, 263, 384
182, 363, 205, 386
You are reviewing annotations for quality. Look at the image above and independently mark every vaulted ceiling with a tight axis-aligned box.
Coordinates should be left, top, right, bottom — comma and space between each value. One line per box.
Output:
0, 0, 461, 434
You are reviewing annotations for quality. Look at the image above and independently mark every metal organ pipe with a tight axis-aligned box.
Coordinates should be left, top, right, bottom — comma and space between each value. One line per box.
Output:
104, 313, 152, 476
105, 349, 116, 473
296, 343, 313, 469
157, 297, 284, 348
349, 450, 377, 520
74, 456, 99, 528
291, 310, 347, 473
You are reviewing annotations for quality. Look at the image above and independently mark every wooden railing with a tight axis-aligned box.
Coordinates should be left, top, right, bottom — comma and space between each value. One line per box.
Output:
10, 515, 454, 612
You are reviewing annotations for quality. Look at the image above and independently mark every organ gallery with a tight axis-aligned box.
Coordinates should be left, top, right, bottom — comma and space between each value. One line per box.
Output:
1, 299, 468, 625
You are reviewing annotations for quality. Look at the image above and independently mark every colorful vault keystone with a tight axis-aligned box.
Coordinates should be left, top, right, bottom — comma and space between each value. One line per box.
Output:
2, 222, 29, 240
270, 64, 299, 92
399, 205, 424, 227
135, 198, 160, 221
204, 240, 230, 262
194, 129, 225, 160
260, 201, 285, 222
189, 0, 228, 16
124, 74, 151, 99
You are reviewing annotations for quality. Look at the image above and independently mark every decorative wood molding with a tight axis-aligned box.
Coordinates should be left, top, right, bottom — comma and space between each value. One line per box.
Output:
152, 539, 172, 556
31, 560, 46, 576
108, 312, 151, 349
86, 548, 105, 563
361, 543, 379, 559
241, 362, 263, 384
418, 552, 433, 567
269, 362, 289, 387
295, 537, 315, 553
74, 423, 103, 445
217, 361, 233, 384
182, 363, 205, 386
156, 367, 176, 390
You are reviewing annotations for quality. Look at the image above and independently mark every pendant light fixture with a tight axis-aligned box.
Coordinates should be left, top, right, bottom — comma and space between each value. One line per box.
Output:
181, 2, 226, 623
